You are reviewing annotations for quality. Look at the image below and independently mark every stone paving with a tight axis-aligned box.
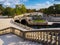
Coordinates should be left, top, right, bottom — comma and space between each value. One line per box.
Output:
0, 34, 42, 45
0, 18, 11, 30
0, 18, 27, 31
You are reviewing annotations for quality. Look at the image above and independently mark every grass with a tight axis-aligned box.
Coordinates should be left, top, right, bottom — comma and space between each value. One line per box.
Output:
33, 20, 45, 23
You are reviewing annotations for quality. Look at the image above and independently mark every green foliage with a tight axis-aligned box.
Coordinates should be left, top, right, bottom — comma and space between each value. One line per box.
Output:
20, 4, 27, 14
27, 9, 36, 13
0, 4, 60, 17
0, 4, 4, 15
0, 4, 27, 17
14, 6, 21, 15
33, 20, 45, 23
3, 7, 14, 17
40, 4, 60, 14
14, 4, 27, 15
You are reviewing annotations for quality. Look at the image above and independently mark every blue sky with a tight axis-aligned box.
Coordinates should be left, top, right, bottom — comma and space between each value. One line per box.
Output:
0, 0, 60, 10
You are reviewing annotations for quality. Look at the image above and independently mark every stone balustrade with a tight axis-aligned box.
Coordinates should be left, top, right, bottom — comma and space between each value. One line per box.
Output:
12, 20, 33, 30
0, 27, 60, 45
24, 31, 59, 45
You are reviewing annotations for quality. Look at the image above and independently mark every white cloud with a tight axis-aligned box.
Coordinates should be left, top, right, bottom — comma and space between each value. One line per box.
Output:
55, 1, 60, 4
4, 2, 11, 6
0, 0, 28, 7
0, 0, 59, 9
26, 1, 53, 10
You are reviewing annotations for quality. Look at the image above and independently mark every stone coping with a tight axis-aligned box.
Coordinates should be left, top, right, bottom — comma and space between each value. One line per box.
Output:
1, 27, 60, 32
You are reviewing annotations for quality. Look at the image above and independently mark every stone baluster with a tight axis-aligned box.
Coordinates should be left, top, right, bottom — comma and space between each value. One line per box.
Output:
43, 32, 45, 41
48, 32, 51, 43
55, 33, 59, 45
47, 32, 51, 45
42, 32, 46, 45
38, 32, 41, 41
44, 32, 48, 44
34, 32, 36, 40
29, 33, 31, 39
27, 33, 29, 38
41, 32, 44, 42
31, 32, 34, 41
40, 32, 42, 42
31, 32, 33, 39
29, 33, 32, 39
36, 32, 37, 40
31, 32, 32, 39
51, 32, 56, 45
37, 32, 39, 40
33, 32, 36, 40
33, 32, 34, 40
30, 32, 34, 39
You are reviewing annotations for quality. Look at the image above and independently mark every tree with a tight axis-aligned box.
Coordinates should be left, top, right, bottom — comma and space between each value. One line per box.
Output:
27, 9, 36, 13
3, 7, 14, 17
0, 4, 4, 15
55, 4, 60, 14
20, 4, 27, 14
42, 4, 60, 15
38, 8, 45, 12
14, 6, 21, 15
0, 4, 27, 17
14, 4, 26, 15
27, 9, 32, 13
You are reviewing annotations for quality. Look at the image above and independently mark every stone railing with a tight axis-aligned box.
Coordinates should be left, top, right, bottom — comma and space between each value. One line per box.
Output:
11, 20, 33, 30
0, 27, 60, 45
0, 27, 11, 35
24, 29, 59, 45
0, 27, 24, 38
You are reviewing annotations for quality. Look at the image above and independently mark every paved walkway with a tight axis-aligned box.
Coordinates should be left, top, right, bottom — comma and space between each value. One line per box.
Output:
0, 18, 11, 30
0, 18, 27, 31
0, 34, 42, 45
